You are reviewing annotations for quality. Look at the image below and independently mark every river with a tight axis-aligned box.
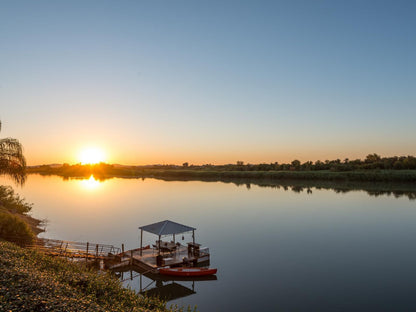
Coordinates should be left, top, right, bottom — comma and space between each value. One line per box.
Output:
2, 174, 416, 311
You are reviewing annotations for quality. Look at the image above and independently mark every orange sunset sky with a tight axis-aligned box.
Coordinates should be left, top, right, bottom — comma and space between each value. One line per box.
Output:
1, 2, 415, 166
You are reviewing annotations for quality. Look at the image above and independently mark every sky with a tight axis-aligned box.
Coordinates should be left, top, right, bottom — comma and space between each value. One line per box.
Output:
1, 0, 415, 165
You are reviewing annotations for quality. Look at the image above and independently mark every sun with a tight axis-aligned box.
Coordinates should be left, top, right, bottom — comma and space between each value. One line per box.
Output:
79, 148, 106, 165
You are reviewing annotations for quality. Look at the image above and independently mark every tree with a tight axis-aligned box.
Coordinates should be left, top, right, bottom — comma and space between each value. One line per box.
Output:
291, 159, 301, 170
0, 121, 26, 185
301, 161, 313, 171
365, 153, 381, 163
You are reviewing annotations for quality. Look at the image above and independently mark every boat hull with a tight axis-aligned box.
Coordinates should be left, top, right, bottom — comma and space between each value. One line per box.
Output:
159, 267, 217, 277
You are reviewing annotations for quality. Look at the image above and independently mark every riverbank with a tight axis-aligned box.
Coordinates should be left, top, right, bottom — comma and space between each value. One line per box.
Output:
0, 240, 170, 311
133, 168, 416, 183
28, 164, 416, 183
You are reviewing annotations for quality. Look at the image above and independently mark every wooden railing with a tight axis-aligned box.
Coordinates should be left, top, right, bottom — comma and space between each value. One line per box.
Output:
29, 238, 121, 259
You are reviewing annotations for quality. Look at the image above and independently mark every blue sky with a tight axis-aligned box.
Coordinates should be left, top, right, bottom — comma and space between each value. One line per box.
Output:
1, 1, 415, 165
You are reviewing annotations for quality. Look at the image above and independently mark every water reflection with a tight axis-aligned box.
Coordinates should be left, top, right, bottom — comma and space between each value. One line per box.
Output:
160, 177, 416, 200
241, 180, 416, 200
67, 175, 416, 200
116, 267, 217, 302
78, 175, 101, 191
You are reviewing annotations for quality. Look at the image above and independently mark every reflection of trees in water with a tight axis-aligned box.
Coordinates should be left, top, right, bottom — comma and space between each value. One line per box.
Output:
240, 180, 416, 200
56, 175, 416, 201
194, 178, 411, 201
61, 175, 115, 182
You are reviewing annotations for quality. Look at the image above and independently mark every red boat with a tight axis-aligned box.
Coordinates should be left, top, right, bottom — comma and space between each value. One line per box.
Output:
159, 267, 217, 277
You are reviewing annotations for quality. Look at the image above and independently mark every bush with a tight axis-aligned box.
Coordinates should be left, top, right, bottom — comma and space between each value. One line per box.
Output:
0, 211, 35, 245
0, 185, 32, 214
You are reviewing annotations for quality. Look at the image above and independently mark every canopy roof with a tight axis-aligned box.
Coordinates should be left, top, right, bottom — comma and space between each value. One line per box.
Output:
139, 220, 196, 236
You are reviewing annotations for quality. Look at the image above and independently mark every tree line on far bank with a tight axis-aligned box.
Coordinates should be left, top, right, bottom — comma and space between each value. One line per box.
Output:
165, 154, 416, 171
28, 153, 416, 175
215, 154, 416, 172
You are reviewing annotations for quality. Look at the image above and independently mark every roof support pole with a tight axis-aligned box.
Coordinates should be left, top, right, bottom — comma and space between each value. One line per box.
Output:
173, 234, 175, 243
140, 229, 143, 256
192, 230, 195, 245
158, 235, 161, 255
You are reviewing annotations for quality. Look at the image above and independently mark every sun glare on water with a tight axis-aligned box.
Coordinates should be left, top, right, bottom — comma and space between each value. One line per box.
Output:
80, 175, 101, 190
79, 148, 106, 165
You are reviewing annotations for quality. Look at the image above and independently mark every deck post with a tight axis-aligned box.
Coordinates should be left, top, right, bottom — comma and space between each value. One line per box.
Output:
86, 242, 89, 261
192, 230, 195, 245
158, 235, 161, 255
140, 229, 143, 256
96, 244, 99, 258
122, 243, 125, 254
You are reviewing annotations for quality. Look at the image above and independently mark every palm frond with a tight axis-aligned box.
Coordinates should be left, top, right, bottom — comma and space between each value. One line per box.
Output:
0, 124, 26, 185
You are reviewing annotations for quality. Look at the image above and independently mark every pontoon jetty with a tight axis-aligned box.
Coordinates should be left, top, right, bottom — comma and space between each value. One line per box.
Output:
107, 220, 212, 274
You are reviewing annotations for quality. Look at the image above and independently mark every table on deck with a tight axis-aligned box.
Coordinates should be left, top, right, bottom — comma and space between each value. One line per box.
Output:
156, 241, 177, 253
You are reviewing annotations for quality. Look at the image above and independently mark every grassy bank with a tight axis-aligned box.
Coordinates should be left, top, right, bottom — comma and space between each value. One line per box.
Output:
28, 164, 416, 183
0, 240, 170, 311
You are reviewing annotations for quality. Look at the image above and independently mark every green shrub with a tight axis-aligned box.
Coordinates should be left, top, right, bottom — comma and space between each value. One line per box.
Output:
0, 185, 32, 214
0, 211, 34, 245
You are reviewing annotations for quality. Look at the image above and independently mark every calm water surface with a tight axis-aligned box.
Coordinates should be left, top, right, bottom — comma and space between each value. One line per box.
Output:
2, 174, 416, 311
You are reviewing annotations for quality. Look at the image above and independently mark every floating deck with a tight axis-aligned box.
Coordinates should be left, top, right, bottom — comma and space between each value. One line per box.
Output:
111, 245, 210, 273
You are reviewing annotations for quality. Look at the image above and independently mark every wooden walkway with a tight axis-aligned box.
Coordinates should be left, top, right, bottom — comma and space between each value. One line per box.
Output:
29, 238, 121, 260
